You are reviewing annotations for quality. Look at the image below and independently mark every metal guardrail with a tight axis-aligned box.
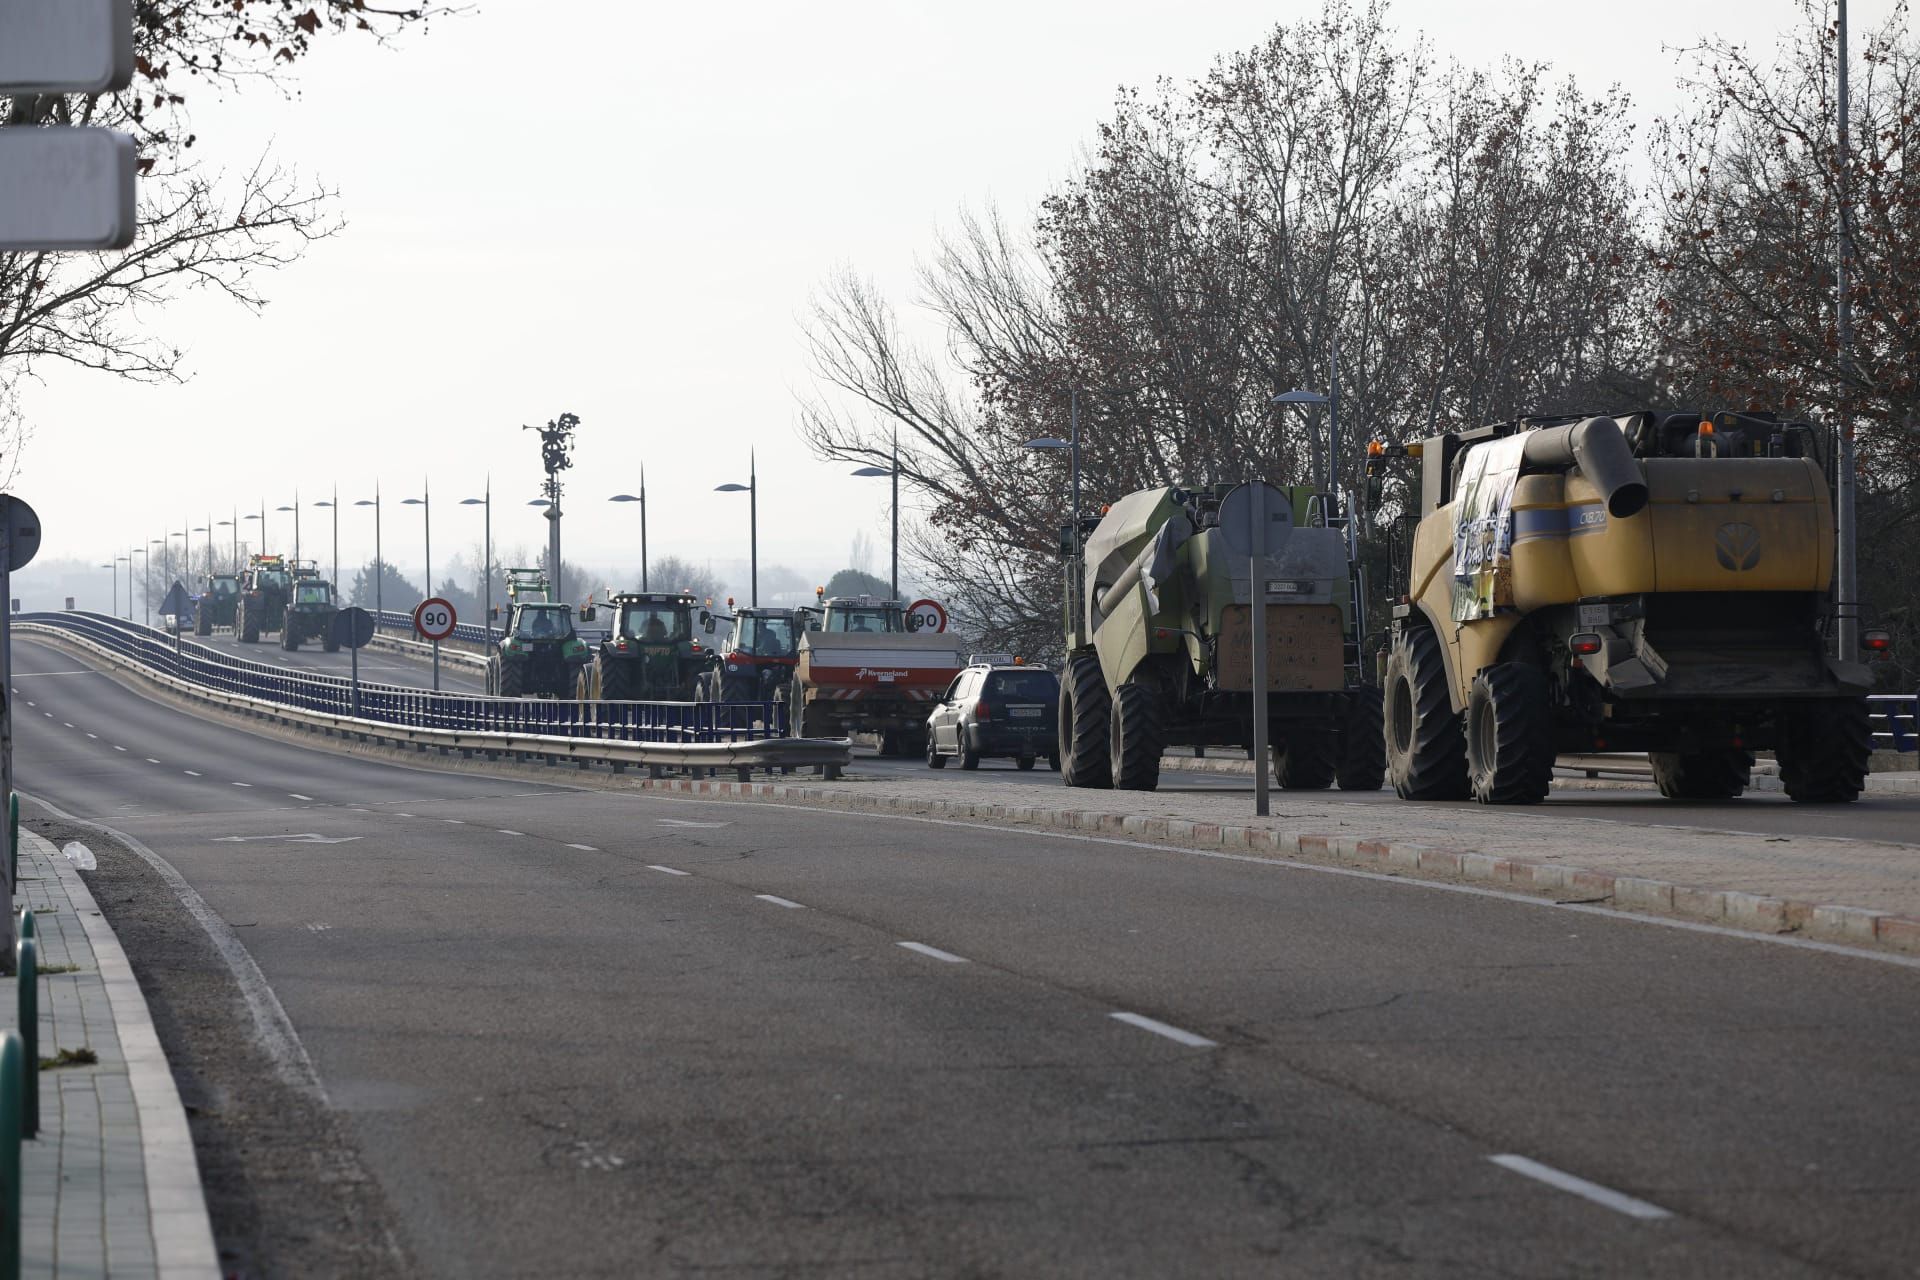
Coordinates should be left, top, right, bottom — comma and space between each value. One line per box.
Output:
20, 612, 850, 777
369, 608, 612, 650
1872, 695, 1919, 752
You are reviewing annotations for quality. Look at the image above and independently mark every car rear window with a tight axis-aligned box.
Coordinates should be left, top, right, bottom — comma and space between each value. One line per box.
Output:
984, 671, 1057, 701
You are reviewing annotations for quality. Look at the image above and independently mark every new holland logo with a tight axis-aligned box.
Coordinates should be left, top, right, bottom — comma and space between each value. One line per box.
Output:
1714, 522, 1762, 571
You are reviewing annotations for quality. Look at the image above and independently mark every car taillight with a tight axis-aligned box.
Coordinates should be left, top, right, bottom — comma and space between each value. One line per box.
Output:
974, 700, 990, 720
1570, 633, 1603, 656
1864, 629, 1892, 653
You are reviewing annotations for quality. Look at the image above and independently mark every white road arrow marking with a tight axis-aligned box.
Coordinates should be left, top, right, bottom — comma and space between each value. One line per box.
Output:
212, 834, 365, 845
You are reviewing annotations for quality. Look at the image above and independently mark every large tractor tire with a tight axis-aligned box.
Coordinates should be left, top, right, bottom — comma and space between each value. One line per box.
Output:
1384, 625, 1469, 800
597, 656, 633, 702
485, 658, 499, 696
322, 621, 340, 653
194, 610, 211, 637
281, 617, 299, 651
1058, 652, 1112, 789
498, 659, 525, 697
238, 603, 258, 645
1776, 698, 1872, 803
1650, 748, 1754, 800
1337, 685, 1387, 791
719, 674, 753, 704
1275, 724, 1337, 790
1464, 661, 1553, 805
1108, 681, 1164, 791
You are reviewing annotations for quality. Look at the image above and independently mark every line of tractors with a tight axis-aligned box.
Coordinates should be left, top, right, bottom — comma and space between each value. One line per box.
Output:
180, 407, 1881, 805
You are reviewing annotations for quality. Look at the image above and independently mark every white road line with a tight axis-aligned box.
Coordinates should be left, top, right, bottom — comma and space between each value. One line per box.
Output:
183, 770, 201, 777
145, 758, 160, 764
230, 782, 252, 788
42, 711, 51, 718
62, 723, 73, 729
755, 894, 805, 909
442, 819, 465, 824
85, 733, 97, 739
394, 813, 415, 819
496, 829, 524, 837
112, 745, 126, 752
288, 794, 312, 802
647, 865, 691, 876
24, 701, 34, 708
565, 843, 597, 852
1488, 1155, 1672, 1221
1110, 1011, 1218, 1048
898, 941, 969, 964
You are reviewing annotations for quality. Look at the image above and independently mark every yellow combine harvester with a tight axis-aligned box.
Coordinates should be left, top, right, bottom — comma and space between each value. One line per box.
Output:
1371, 411, 1876, 805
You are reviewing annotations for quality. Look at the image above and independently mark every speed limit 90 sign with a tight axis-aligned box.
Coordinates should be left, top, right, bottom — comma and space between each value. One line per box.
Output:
905, 598, 947, 633
413, 597, 457, 641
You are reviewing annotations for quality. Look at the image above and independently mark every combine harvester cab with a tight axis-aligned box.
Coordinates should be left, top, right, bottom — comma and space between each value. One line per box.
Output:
1374, 410, 1876, 804
1057, 483, 1385, 792
786, 594, 963, 752
489, 568, 591, 698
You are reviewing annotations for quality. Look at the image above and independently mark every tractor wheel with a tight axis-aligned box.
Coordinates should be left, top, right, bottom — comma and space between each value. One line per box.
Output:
1777, 698, 1871, 803
597, 657, 632, 702
485, 659, 498, 696
194, 611, 211, 637
239, 604, 258, 644
1108, 681, 1163, 791
1016, 756, 1036, 771
719, 675, 752, 704
879, 729, 902, 758
1650, 748, 1754, 800
498, 660, 525, 698
1464, 662, 1554, 805
1336, 685, 1388, 791
693, 673, 713, 703
281, 622, 298, 651
323, 624, 340, 653
1059, 652, 1112, 788
1385, 626, 1469, 800
1275, 724, 1337, 790
925, 733, 947, 769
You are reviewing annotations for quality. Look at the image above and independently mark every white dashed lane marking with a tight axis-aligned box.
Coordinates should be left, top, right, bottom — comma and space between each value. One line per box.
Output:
112, 745, 126, 752
145, 758, 160, 764
62, 723, 72, 729
1488, 1155, 1672, 1220
1109, 1012, 1217, 1049
183, 770, 201, 777
288, 794, 312, 802
755, 894, 805, 910
496, 829, 524, 837
647, 865, 691, 876
231, 782, 252, 788
565, 843, 597, 852
898, 941, 969, 964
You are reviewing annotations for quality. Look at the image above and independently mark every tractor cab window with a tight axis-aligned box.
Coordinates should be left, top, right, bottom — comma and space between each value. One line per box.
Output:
737, 615, 795, 656
210, 579, 238, 598
620, 604, 688, 643
259, 570, 290, 591
514, 605, 571, 640
293, 582, 331, 605
825, 607, 899, 633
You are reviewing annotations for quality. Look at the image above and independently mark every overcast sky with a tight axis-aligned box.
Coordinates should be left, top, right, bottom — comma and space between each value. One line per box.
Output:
14, 0, 1898, 605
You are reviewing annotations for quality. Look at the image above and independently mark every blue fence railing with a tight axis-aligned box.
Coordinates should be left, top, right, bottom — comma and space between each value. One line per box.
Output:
368, 608, 612, 649
23, 612, 784, 743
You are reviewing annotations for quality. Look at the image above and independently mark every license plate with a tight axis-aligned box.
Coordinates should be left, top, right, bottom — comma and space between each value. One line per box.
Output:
1010, 706, 1043, 718
1578, 603, 1609, 628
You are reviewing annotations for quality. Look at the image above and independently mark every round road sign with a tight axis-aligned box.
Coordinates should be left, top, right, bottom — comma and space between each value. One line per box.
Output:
413, 597, 457, 641
905, 598, 947, 634
0, 494, 42, 572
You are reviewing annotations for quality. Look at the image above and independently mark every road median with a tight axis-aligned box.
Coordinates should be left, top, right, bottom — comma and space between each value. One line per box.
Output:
626, 769, 1920, 959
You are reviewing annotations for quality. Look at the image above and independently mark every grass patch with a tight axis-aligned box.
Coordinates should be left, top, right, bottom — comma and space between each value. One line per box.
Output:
40, 1047, 98, 1070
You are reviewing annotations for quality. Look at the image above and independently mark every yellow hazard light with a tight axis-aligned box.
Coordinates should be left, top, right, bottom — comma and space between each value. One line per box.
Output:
1367, 440, 1384, 457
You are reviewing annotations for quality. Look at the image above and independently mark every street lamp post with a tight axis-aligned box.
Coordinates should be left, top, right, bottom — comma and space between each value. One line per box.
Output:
116, 555, 130, 619
402, 482, 430, 600
609, 469, 649, 592
100, 562, 115, 616
1024, 390, 1084, 638
243, 511, 264, 569
715, 451, 758, 607
851, 430, 900, 599
355, 486, 382, 617
313, 489, 339, 589
461, 481, 492, 641
276, 500, 299, 567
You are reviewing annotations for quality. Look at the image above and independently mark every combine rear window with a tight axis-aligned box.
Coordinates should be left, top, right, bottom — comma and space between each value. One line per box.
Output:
738, 615, 795, 655
621, 604, 689, 642
985, 671, 1057, 701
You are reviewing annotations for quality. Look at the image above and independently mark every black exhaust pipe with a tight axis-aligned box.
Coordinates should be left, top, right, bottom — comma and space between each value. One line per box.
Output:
1521, 416, 1649, 519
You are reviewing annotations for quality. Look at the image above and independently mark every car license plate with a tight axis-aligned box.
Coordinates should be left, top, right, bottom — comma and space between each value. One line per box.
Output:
1578, 603, 1609, 628
1010, 706, 1043, 718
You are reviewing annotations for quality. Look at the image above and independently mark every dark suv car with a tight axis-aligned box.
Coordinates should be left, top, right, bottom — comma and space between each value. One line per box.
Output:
925, 658, 1061, 771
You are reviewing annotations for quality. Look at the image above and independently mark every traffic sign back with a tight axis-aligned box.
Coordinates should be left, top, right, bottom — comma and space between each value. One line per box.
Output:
332, 606, 375, 649
0, 495, 41, 572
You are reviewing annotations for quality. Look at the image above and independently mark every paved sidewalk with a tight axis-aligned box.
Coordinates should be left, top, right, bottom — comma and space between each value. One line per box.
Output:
4, 830, 217, 1279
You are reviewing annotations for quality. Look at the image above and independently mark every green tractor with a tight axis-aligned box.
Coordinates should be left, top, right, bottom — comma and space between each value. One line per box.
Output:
192, 574, 240, 635
1056, 481, 1386, 792
580, 589, 708, 701
281, 577, 339, 652
234, 554, 293, 644
488, 569, 592, 698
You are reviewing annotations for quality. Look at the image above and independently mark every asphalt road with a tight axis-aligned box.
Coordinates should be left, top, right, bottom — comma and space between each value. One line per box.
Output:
190, 626, 490, 694
14, 635, 1920, 1277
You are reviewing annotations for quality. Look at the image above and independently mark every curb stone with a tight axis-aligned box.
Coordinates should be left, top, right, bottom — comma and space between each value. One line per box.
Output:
630, 777, 1920, 958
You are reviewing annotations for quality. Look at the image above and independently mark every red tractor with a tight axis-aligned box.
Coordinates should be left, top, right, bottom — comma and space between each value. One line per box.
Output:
695, 602, 800, 703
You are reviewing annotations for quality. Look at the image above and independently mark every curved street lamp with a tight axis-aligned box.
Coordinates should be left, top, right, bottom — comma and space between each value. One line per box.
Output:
715, 452, 757, 606
400, 484, 430, 599
354, 487, 382, 616
609, 472, 648, 592
850, 431, 899, 599
460, 482, 492, 639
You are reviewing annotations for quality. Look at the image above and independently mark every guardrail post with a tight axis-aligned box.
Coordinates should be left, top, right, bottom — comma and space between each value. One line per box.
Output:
0, 1029, 19, 1280
5, 796, 13, 888
13, 928, 34, 1141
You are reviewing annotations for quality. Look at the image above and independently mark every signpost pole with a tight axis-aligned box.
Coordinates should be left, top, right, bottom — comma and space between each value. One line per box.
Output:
1250, 484, 1270, 819
351, 638, 361, 718
433, 638, 441, 693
